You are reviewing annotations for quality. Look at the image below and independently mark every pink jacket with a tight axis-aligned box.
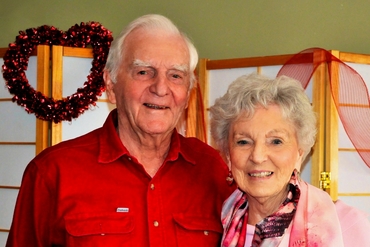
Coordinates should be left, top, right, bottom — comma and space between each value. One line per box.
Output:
335, 199, 370, 246
287, 181, 344, 246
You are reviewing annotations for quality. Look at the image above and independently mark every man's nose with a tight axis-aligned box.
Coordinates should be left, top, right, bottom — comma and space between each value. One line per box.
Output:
149, 73, 170, 97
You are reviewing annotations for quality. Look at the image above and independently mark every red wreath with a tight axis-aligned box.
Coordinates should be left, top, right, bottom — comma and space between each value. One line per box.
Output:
2, 22, 113, 123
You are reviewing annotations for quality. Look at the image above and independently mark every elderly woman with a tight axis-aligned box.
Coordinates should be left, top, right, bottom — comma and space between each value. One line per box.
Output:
210, 74, 344, 246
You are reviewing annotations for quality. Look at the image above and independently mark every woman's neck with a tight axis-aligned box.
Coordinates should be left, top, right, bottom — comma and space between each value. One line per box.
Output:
246, 185, 289, 225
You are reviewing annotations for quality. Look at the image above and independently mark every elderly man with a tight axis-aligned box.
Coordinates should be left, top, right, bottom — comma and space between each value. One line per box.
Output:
6, 14, 234, 247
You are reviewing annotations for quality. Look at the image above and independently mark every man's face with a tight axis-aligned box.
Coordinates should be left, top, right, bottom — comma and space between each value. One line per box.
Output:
105, 29, 191, 137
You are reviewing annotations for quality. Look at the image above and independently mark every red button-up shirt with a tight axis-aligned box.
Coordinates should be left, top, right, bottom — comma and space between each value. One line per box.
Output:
7, 109, 235, 247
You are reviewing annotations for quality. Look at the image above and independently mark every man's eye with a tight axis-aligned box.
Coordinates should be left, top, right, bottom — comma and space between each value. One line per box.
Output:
167, 70, 187, 84
236, 140, 250, 145
132, 68, 155, 80
138, 70, 148, 75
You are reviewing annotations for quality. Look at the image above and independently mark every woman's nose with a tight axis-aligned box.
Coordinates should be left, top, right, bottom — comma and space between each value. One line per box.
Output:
250, 143, 268, 164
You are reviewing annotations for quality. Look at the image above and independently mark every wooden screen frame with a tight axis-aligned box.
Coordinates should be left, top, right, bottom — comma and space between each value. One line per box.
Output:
330, 50, 370, 200
0, 45, 49, 234
50, 46, 95, 146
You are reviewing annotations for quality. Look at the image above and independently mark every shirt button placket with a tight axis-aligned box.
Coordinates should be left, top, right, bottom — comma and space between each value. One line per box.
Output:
148, 181, 162, 245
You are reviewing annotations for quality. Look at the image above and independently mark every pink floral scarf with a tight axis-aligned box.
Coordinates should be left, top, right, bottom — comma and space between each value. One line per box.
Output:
221, 171, 301, 247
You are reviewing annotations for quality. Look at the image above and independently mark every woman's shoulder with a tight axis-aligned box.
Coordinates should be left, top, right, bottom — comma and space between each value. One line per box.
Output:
294, 181, 344, 246
300, 180, 334, 204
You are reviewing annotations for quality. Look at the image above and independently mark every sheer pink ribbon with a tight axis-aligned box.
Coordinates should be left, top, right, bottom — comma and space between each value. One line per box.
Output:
277, 47, 370, 168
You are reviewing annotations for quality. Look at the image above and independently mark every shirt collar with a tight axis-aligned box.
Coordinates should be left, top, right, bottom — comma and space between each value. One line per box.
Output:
166, 130, 196, 165
98, 109, 196, 165
98, 109, 129, 163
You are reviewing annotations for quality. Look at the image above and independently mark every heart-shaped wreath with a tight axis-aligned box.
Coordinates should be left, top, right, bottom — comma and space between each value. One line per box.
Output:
2, 22, 113, 123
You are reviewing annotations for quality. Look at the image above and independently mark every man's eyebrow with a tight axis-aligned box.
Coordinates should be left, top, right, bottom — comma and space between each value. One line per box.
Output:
172, 64, 189, 73
132, 59, 189, 73
132, 59, 152, 67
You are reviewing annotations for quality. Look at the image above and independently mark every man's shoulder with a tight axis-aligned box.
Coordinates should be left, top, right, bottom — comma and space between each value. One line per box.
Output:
180, 135, 210, 146
179, 136, 221, 156
34, 128, 101, 163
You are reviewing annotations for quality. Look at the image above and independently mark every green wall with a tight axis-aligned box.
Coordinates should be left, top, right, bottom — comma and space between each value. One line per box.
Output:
1, 0, 370, 59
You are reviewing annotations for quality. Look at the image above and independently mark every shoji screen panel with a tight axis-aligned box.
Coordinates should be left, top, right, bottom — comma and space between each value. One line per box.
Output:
0, 46, 49, 246
332, 51, 370, 216
51, 46, 115, 145
198, 54, 318, 185
0, 45, 114, 245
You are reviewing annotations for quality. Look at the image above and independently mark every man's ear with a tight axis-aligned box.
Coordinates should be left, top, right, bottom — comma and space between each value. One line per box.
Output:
104, 70, 116, 104
184, 76, 197, 109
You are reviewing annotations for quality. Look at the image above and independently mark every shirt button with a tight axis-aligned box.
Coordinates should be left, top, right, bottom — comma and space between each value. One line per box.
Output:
153, 221, 159, 227
150, 184, 155, 190
128, 157, 132, 161
204, 231, 209, 236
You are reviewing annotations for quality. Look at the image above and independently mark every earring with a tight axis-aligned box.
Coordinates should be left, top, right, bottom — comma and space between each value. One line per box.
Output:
292, 169, 301, 182
226, 170, 234, 184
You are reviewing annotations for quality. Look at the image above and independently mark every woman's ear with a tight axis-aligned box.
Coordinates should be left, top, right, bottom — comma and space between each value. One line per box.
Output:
295, 149, 304, 171
224, 152, 231, 169
223, 152, 234, 183
104, 70, 116, 104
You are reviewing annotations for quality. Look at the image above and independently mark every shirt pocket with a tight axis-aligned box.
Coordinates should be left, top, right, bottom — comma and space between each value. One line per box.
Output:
173, 213, 223, 247
64, 212, 134, 247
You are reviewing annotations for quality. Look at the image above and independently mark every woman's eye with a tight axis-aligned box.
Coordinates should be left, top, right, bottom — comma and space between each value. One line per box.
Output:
271, 139, 283, 145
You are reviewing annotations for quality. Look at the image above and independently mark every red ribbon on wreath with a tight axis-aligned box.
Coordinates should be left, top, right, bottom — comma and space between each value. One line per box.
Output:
2, 22, 113, 123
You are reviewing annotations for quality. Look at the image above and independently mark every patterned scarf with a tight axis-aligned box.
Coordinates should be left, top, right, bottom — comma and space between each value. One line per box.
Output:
221, 171, 301, 247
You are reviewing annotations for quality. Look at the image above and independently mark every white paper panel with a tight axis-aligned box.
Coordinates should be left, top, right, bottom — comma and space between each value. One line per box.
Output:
0, 58, 9, 98
0, 232, 8, 247
337, 61, 370, 166
0, 188, 18, 229
259, 65, 282, 79
208, 66, 313, 115
208, 67, 257, 107
63, 56, 107, 100
338, 196, 370, 220
336, 61, 370, 216
61, 56, 114, 142
0, 54, 37, 246
345, 62, 370, 97
0, 55, 37, 142
338, 151, 370, 193
338, 117, 354, 148
62, 101, 115, 141
300, 156, 312, 183
0, 102, 36, 142
0, 56, 37, 98
0, 145, 34, 186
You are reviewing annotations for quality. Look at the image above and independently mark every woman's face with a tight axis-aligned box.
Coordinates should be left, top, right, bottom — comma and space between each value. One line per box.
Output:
228, 104, 303, 203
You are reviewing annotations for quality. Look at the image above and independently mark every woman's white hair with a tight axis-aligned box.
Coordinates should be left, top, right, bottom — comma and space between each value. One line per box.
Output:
210, 73, 317, 161
104, 14, 198, 88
